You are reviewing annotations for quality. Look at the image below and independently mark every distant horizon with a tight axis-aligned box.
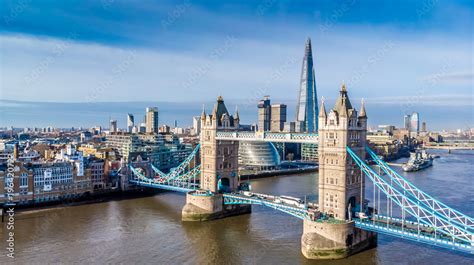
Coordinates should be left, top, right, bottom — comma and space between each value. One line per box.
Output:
1, 98, 471, 131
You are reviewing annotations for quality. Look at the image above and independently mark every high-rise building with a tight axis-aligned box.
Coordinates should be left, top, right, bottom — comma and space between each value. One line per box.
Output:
410, 112, 419, 134
159, 124, 171, 133
109, 119, 117, 133
422, 121, 427, 132
127, 114, 134, 133
404, 114, 411, 131
270, 104, 287, 132
296, 38, 318, 133
192, 116, 201, 135
258, 96, 271, 132
145, 107, 159, 133
296, 38, 319, 161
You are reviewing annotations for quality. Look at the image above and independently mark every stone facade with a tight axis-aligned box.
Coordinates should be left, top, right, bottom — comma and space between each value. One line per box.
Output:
318, 85, 367, 220
301, 219, 377, 259
182, 96, 252, 222
200, 96, 240, 193
301, 85, 376, 260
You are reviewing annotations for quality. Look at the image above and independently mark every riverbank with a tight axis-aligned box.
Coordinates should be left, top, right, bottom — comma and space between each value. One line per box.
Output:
1, 188, 166, 216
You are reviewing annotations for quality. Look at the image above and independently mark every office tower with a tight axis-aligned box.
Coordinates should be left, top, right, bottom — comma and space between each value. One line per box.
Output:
410, 112, 419, 134
159, 124, 171, 133
422, 121, 427, 132
258, 96, 271, 132
192, 116, 201, 135
404, 114, 411, 131
296, 38, 318, 133
127, 114, 134, 133
139, 123, 147, 133
145, 107, 159, 133
271, 104, 287, 132
109, 119, 117, 133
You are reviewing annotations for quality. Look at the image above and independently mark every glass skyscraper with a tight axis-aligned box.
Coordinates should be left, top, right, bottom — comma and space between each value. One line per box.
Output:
296, 38, 318, 133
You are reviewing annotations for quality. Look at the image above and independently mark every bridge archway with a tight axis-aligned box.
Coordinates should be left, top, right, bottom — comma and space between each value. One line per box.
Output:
347, 196, 357, 219
218, 177, 231, 193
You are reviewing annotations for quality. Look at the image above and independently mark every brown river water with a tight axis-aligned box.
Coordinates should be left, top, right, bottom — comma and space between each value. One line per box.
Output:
1, 149, 473, 264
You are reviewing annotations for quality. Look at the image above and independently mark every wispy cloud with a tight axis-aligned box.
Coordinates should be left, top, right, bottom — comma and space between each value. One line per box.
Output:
366, 94, 473, 106
421, 71, 474, 82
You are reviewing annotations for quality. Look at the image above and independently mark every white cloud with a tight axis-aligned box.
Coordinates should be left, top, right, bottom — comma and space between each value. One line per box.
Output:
0, 27, 472, 104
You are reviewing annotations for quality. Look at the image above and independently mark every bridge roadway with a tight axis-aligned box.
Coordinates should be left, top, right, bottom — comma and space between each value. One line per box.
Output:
223, 192, 316, 220
215, 131, 319, 144
356, 215, 473, 253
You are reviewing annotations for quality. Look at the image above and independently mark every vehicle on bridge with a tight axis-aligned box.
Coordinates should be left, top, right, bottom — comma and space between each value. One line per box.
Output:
355, 211, 369, 219
279, 195, 305, 208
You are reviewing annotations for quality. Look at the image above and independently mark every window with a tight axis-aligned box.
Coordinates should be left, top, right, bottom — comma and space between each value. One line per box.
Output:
20, 173, 28, 188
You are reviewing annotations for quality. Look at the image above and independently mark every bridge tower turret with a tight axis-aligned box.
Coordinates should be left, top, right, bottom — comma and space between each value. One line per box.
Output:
318, 84, 367, 220
183, 96, 250, 221
301, 84, 377, 259
200, 96, 239, 193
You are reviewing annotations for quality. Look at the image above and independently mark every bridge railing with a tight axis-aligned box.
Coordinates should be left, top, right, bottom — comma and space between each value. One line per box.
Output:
366, 146, 474, 231
215, 131, 319, 143
347, 146, 473, 246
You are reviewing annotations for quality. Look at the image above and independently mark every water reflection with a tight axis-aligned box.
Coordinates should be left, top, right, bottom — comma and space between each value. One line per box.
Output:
1, 150, 473, 264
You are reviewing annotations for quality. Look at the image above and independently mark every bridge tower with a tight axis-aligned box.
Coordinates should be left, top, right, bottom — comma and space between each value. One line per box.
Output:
318, 84, 367, 220
182, 96, 250, 221
301, 85, 376, 259
199, 96, 240, 193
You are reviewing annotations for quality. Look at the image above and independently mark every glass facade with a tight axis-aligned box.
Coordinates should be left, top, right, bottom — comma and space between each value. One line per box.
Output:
238, 142, 280, 170
296, 38, 318, 133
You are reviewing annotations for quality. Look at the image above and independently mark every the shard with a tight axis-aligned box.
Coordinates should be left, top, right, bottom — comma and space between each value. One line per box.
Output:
296, 38, 318, 132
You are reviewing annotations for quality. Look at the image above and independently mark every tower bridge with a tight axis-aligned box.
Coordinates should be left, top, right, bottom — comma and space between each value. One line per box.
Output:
128, 88, 474, 259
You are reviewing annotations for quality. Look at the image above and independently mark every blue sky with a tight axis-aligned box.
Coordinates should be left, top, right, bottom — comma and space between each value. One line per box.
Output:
0, 0, 473, 128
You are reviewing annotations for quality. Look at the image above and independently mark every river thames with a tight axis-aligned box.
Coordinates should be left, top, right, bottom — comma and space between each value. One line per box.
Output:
2, 149, 473, 264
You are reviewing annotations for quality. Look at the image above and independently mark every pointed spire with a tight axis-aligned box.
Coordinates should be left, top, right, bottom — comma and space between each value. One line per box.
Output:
319, 96, 327, 118
201, 104, 206, 119
359, 98, 367, 118
341, 82, 347, 92
211, 103, 218, 120
234, 106, 240, 120
340, 97, 348, 117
